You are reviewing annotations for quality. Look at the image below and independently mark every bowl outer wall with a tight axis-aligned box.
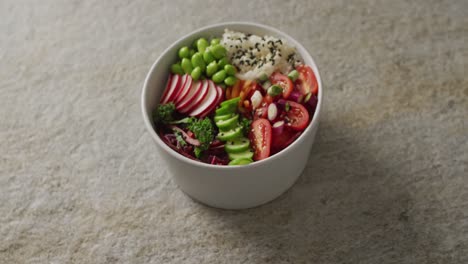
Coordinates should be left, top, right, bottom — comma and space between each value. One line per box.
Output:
141, 22, 323, 209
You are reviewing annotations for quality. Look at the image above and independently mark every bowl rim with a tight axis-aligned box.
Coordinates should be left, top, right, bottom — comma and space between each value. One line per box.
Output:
141, 21, 323, 171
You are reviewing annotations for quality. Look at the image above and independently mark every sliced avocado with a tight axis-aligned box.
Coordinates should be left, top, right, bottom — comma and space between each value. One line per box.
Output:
216, 126, 243, 141
228, 149, 254, 160
228, 158, 253, 165
216, 114, 239, 131
224, 137, 250, 153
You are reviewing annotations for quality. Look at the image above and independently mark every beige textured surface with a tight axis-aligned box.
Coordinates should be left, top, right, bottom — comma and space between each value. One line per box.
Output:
1, 0, 467, 263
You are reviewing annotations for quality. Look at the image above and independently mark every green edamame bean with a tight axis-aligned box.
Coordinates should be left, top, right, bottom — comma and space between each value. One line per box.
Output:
178, 46, 190, 59
224, 64, 236, 76
191, 67, 202, 81
189, 49, 196, 57
217, 57, 229, 69
206, 61, 218, 77
203, 49, 215, 64
191, 52, 206, 71
211, 44, 226, 59
181, 58, 193, 74
196, 38, 209, 53
224, 76, 237, 86
211, 38, 220, 45
212, 70, 227, 84
171, 63, 184, 75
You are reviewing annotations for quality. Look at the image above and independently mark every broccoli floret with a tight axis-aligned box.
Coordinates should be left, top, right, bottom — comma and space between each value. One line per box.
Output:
240, 117, 252, 136
154, 103, 175, 124
187, 117, 215, 158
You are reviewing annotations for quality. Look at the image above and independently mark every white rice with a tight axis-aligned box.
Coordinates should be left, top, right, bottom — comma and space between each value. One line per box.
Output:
221, 29, 302, 80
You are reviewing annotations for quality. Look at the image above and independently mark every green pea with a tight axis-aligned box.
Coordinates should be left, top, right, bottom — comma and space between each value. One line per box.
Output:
171, 63, 184, 75
217, 57, 229, 68
224, 64, 236, 76
211, 38, 220, 45
196, 38, 209, 53
224, 76, 237, 86
211, 44, 226, 59
203, 49, 215, 64
212, 70, 227, 84
181, 58, 193, 74
191, 67, 202, 81
206, 61, 218, 77
191, 52, 206, 72
178, 46, 190, 59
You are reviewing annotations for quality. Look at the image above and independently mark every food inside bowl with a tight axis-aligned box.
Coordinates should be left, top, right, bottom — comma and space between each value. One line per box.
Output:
153, 29, 318, 166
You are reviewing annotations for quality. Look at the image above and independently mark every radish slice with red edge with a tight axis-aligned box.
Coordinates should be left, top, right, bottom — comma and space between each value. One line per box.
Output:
179, 80, 209, 114
161, 74, 182, 104
199, 82, 223, 118
189, 80, 218, 117
160, 74, 172, 103
176, 81, 201, 110
174, 74, 192, 105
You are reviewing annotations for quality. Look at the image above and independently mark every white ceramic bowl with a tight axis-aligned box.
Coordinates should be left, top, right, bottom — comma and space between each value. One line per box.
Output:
141, 22, 323, 209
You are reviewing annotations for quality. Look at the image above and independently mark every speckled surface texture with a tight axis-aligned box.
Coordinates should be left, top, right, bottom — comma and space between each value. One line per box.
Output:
1, 0, 467, 263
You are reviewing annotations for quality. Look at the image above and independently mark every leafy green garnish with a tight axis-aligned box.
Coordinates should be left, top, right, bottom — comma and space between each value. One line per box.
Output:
187, 117, 215, 158
169, 117, 196, 125
194, 147, 203, 158
240, 117, 252, 136
174, 130, 186, 147
154, 103, 176, 124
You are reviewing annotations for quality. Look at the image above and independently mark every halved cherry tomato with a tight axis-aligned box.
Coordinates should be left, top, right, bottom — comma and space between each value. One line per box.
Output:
285, 100, 309, 131
296, 65, 318, 95
249, 118, 272, 161
262, 94, 274, 104
270, 72, 293, 99
271, 128, 302, 153
253, 105, 268, 120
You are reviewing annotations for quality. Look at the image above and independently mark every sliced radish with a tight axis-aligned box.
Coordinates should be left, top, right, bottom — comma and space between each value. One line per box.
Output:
179, 80, 209, 114
161, 74, 182, 104
189, 80, 218, 117
173, 74, 192, 105
176, 81, 202, 111
160, 74, 173, 103
199, 81, 223, 118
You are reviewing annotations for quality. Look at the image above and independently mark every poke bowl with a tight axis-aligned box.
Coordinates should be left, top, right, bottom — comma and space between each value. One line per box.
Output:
141, 22, 323, 209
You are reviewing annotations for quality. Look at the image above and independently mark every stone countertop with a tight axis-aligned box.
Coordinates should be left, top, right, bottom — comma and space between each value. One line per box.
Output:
1, 0, 467, 263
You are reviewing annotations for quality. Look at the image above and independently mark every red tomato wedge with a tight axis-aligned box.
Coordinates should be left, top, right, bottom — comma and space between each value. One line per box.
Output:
285, 100, 309, 131
296, 65, 318, 95
271, 128, 302, 153
270, 72, 293, 99
249, 118, 272, 161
